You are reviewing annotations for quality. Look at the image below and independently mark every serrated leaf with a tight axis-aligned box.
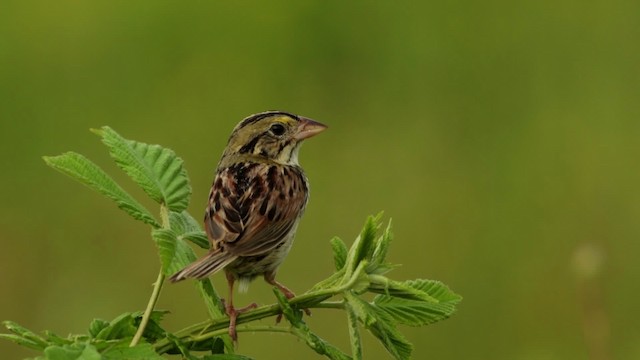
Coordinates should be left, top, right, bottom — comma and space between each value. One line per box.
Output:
169, 211, 209, 249
168, 210, 201, 233
152, 228, 199, 276
181, 231, 209, 249
273, 289, 303, 326
135, 310, 169, 343
345, 294, 412, 360
406, 279, 463, 303
373, 279, 461, 326
272, 290, 351, 360
369, 279, 439, 303
102, 343, 163, 359
345, 213, 382, 276
196, 279, 226, 319
344, 293, 376, 327
44, 343, 101, 360
373, 297, 457, 327
2, 321, 48, 349
164, 332, 230, 359
44, 331, 71, 346
152, 223, 227, 324
365, 314, 412, 360
370, 219, 393, 267
94, 126, 191, 212
330, 237, 348, 271
157, 211, 226, 335
43, 153, 159, 227
315, 342, 353, 360
95, 313, 137, 341
310, 268, 345, 291
88, 319, 110, 338
345, 304, 362, 360
0, 334, 44, 351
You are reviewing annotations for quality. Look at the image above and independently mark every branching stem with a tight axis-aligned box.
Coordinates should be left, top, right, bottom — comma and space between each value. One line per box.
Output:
153, 295, 344, 354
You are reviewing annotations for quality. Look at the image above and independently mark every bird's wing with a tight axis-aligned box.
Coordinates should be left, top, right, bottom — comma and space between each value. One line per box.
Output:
204, 163, 308, 256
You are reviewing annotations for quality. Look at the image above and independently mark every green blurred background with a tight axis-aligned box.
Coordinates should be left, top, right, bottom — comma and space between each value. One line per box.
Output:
1, 1, 639, 359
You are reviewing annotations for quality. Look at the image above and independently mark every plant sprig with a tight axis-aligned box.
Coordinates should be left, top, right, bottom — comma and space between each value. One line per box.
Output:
1, 127, 461, 360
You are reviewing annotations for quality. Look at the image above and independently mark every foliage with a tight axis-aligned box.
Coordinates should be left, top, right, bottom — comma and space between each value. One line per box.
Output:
1, 127, 461, 359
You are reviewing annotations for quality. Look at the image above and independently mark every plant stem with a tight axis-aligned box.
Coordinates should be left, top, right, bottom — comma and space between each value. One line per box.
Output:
131, 204, 170, 347
131, 270, 165, 346
192, 324, 294, 342
153, 246, 363, 354
154, 298, 345, 354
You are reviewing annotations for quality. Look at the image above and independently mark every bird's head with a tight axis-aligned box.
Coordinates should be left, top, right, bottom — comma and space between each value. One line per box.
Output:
223, 111, 327, 165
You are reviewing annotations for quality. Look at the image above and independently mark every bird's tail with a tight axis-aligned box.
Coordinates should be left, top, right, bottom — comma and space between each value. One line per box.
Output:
169, 250, 236, 282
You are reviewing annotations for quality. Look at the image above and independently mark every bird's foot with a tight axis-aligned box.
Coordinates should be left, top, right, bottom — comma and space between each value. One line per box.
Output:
221, 299, 258, 342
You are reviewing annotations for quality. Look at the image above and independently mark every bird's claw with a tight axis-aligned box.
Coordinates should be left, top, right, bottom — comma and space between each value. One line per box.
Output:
222, 299, 258, 342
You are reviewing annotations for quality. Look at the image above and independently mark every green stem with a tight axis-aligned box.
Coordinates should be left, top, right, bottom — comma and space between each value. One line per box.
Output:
154, 251, 364, 354
154, 298, 345, 354
192, 324, 294, 342
130, 204, 171, 347
131, 270, 165, 346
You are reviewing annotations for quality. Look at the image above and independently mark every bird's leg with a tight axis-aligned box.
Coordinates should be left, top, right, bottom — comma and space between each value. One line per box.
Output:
223, 271, 257, 342
264, 272, 311, 323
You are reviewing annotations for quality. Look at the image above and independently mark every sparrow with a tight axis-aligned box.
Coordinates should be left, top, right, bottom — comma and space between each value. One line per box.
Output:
170, 111, 327, 341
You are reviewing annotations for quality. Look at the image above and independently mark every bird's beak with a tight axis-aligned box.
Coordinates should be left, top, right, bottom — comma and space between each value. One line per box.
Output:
294, 117, 328, 140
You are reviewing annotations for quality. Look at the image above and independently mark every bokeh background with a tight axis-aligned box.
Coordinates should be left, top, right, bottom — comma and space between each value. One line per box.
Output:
1, 1, 639, 359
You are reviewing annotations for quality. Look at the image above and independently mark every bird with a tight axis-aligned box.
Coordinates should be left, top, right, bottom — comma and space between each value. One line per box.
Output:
169, 110, 327, 341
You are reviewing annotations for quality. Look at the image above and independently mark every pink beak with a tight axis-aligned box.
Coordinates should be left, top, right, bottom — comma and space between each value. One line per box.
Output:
294, 117, 328, 140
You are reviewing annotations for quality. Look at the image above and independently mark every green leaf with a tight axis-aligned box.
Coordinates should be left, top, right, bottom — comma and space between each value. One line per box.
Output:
2, 321, 48, 350
196, 279, 227, 319
170, 211, 209, 249
368, 278, 439, 303
274, 290, 351, 360
201, 355, 256, 360
0, 333, 44, 351
169, 210, 201, 233
94, 126, 191, 212
158, 211, 226, 319
162, 332, 197, 359
44, 343, 101, 360
43, 153, 159, 227
102, 343, 163, 359
88, 319, 110, 338
94, 313, 137, 341
343, 293, 376, 327
181, 231, 209, 249
273, 288, 304, 326
345, 213, 382, 276
345, 304, 362, 360
365, 313, 412, 360
136, 310, 169, 342
373, 279, 462, 326
369, 219, 393, 272
345, 295, 412, 360
152, 220, 227, 336
406, 279, 463, 303
310, 268, 345, 291
44, 331, 71, 346
330, 237, 348, 271
152, 228, 198, 276
154, 213, 202, 272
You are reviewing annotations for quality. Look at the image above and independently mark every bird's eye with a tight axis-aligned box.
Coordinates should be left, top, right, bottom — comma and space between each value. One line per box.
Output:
269, 123, 286, 136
